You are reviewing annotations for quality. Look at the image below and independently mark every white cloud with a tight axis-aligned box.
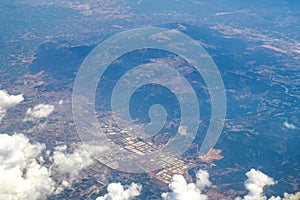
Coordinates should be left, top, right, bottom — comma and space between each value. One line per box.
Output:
269, 192, 300, 200
0, 133, 55, 200
283, 122, 297, 130
0, 133, 108, 199
0, 90, 24, 122
162, 169, 299, 200
1, 132, 299, 200
58, 100, 63, 105
236, 169, 300, 200
96, 182, 142, 200
0, 90, 24, 109
235, 168, 276, 200
161, 170, 210, 200
196, 170, 211, 191
50, 143, 107, 185
24, 104, 54, 121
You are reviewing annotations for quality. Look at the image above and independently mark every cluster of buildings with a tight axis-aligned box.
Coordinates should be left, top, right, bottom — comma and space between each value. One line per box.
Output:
97, 118, 198, 187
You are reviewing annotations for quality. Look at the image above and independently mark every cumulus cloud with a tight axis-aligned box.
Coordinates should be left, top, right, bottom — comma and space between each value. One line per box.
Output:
0, 90, 24, 122
24, 104, 54, 121
196, 170, 211, 191
162, 169, 299, 200
96, 182, 142, 200
50, 142, 107, 194
0, 133, 107, 199
0, 90, 24, 108
1, 132, 299, 200
162, 170, 211, 200
236, 169, 300, 200
235, 168, 276, 200
0, 133, 55, 200
269, 192, 300, 200
50, 143, 108, 189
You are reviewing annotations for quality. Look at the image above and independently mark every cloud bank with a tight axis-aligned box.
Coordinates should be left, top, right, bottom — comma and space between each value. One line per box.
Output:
236, 168, 300, 200
0, 134, 54, 200
161, 169, 299, 200
269, 192, 300, 200
84, 167, 300, 200
0, 133, 107, 199
0, 133, 298, 200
